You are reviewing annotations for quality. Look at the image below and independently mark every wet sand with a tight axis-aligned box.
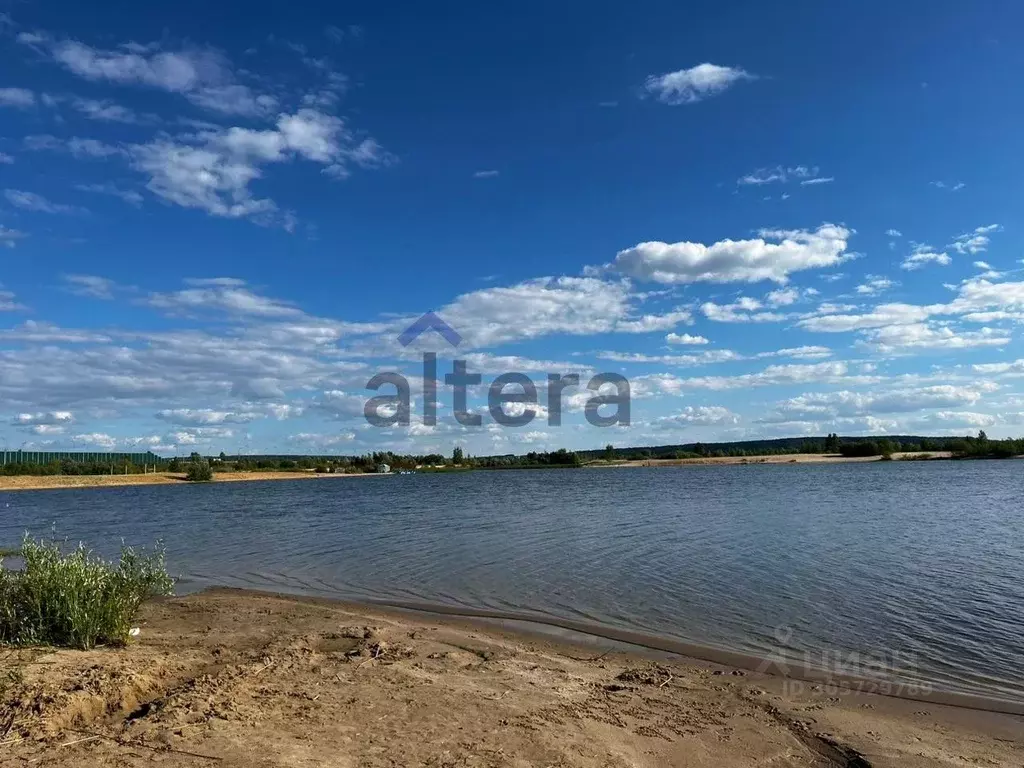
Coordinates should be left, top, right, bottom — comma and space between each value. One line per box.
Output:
0, 471, 380, 492
1, 589, 1020, 767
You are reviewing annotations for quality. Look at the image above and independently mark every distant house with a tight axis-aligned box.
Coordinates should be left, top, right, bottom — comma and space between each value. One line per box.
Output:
376, 463, 391, 474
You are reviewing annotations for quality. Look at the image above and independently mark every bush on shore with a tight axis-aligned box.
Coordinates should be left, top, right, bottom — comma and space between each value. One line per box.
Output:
185, 459, 214, 482
0, 538, 174, 649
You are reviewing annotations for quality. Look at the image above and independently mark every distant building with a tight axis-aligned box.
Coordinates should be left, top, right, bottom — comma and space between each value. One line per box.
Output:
376, 463, 391, 474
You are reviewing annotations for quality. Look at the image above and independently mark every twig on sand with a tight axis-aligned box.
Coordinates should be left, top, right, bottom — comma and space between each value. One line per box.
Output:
68, 729, 223, 762
60, 735, 101, 748
659, 674, 674, 689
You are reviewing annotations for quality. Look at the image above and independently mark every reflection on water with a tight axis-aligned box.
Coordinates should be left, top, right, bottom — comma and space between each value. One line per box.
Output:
2, 461, 1022, 702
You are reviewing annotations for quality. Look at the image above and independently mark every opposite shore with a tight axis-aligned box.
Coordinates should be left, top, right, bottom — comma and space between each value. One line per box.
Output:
2, 588, 1020, 766
0, 452, 964, 492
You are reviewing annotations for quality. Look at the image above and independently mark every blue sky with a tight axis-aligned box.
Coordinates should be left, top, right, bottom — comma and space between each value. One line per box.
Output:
1, 1, 1023, 456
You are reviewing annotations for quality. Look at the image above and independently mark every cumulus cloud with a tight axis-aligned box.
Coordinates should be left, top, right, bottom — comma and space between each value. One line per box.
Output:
901, 244, 951, 271
859, 323, 1009, 353
665, 332, 709, 345
644, 63, 754, 105
951, 224, 1001, 255
613, 224, 852, 285
0, 87, 35, 108
701, 297, 788, 323
130, 109, 388, 224
855, 276, 897, 296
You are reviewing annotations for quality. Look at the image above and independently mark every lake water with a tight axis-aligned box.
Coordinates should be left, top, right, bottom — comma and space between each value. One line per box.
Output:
2, 462, 1022, 703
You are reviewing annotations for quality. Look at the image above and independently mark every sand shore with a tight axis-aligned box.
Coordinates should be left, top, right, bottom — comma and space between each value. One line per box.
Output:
0, 471, 380, 492
595, 452, 953, 468
1, 590, 1019, 767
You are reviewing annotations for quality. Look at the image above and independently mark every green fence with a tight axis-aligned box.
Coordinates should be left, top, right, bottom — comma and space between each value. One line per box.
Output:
0, 450, 164, 466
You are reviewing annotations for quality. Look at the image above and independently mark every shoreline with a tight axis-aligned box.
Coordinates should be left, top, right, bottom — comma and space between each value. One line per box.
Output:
2, 588, 1020, 767
0, 452, 962, 492
0, 470, 383, 492
590, 451, 955, 468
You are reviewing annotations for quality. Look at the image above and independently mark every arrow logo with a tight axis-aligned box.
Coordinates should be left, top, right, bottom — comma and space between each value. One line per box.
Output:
398, 311, 462, 347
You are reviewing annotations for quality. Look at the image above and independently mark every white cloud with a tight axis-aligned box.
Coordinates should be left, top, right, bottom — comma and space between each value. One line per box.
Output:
800, 177, 834, 186
13, 411, 74, 427
62, 274, 118, 299
473, 170, 499, 179
36, 38, 276, 117
760, 385, 995, 422
855, 275, 897, 296
653, 406, 740, 427
74, 183, 144, 206
130, 109, 388, 224
71, 97, 145, 123
886, 229, 902, 237
72, 432, 118, 449
24, 134, 126, 159
701, 297, 788, 323
437, 277, 692, 347
951, 224, 1001, 255
736, 166, 826, 187
145, 279, 302, 318
0, 152, 12, 164
674, 361, 875, 391
931, 181, 965, 191
613, 224, 852, 285
0, 87, 35, 108
4, 189, 86, 215
156, 408, 260, 426
901, 244, 951, 271
665, 332, 709, 345
859, 323, 1009, 353
0, 227, 26, 249
644, 63, 754, 105
754, 346, 832, 360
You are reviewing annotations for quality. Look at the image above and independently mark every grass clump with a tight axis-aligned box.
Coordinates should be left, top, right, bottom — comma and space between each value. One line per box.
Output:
0, 537, 174, 649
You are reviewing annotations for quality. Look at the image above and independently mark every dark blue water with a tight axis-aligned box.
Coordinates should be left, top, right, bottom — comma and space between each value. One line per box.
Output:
2, 462, 1022, 702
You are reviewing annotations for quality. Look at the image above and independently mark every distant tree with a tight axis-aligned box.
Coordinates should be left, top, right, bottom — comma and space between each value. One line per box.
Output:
603, 444, 615, 461
824, 433, 841, 453
452, 446, 464, 464
977, 430, 989, 442
168, 458, 182, 472
219, 452, 227, 461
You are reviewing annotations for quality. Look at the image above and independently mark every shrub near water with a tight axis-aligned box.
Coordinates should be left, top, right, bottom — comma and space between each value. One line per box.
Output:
0, 538, 174, 649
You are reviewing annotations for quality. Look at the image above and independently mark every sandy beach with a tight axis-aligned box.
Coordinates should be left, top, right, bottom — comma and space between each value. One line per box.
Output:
595, 452, 954, 468
0, 471, 380, 493
1, 589, 1020, 767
